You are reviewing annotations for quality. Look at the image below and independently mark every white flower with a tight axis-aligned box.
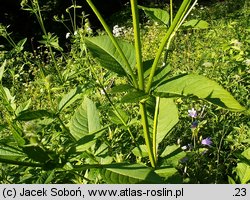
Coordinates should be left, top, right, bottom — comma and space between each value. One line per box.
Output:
65, 32, 70, 39
112, 25, 125, 37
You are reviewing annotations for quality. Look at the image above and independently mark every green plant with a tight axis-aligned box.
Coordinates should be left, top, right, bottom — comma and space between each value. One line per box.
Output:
82, 0, 247, 182
0, 0, 248, 184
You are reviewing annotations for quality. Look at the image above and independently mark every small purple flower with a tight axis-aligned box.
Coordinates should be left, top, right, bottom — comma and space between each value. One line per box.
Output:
201, 137, 212, 146
188, 108, 197, 118
191, 120, 198, 128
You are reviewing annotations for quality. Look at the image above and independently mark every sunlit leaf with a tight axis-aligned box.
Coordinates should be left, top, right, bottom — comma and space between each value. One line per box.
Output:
132, 145, 148, 158
58, 86, 84, 112
160, 144, 186, 167
109, 108, 129, 125
235, 163, 250, 183
15, 98, 32, 116
85, 36, 135, 76
0, 145, 26, 160
155, 74, 246, 111
157, 98, 179, 145
138, 6, 170, 25
183, 19, 209, 29
69, 97, 101, 140
242, 148, 250, 160
101, 163, 163, 183
155, 166, 182, 183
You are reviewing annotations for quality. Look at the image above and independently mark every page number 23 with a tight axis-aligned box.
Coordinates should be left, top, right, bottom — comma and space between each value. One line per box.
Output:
234, 188, 247, 197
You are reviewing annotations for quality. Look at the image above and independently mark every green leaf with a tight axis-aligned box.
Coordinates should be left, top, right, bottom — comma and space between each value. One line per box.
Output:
39, 33, 63, 51
15, 38, 27, 53
152, 64, 172, 88
0, 145, 26, 160
227, 176, 236, 184
16, 110, 54, 121
132, 145, 148, 158
0, 145, 43, 167
2, 87, 16, 111
0, 60, 7, 82
85, 36, 136, 76
160, 144, 186, 167
69, 97, 101, 140
138, 6, 170, 25
157, 98, 179, 145
109, 108, 129, 125
73, 126, 108, 152
36, 170, 55, 184
235, 163, 250, 183
23, 146, 50, 163
143, 59, 154, 78
15, 98, 32, 116
155, 166, 182, 183
121, 90, 148, 103
58, 86, 84, 112
242, 148, 250, 160
183, 19, 209, 29
101, 163, 163, 183
155, 74, 245, 111
109, 84, 134, 93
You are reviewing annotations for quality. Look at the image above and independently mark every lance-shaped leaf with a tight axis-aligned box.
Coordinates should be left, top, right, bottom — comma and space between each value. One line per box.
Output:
138, 5, 170, 25
157, 98, 179, 145
155, 74, 246, 111
85, 36, 136, 76
69, 97, 101, 140
101, 163, 163, 183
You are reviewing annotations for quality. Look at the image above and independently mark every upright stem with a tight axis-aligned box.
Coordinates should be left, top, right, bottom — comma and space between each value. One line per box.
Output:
35, 0, 47, 36
170, 0, 173, 24
140, 103, 156, 168
152, 97, 160, 163
73, 0, 77, 32
146, 0, 192, 93
130, 0, 144, 90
